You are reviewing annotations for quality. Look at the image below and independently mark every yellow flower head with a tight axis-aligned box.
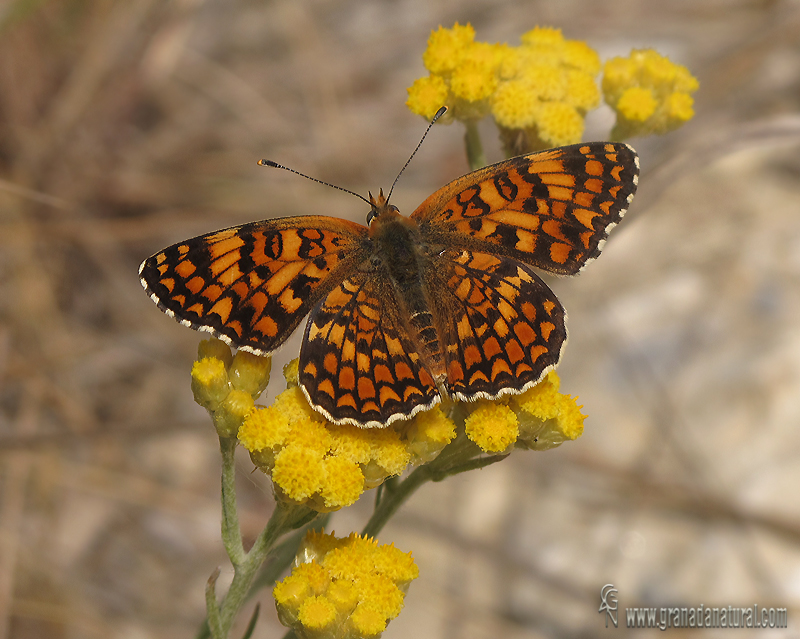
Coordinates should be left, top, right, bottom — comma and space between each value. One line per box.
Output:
443, 40, 508, 118
349, 602, 388, 637
519, 64, 567, 102
272, 445, 326, 503
295, 561, 331, 595
617, 86, 658, 121
275, 531, 418, 638
563, 40, 602, 75
406, 75, 450, 120
464, 401, 519, 454
602, 48, 699, 138
535, 101, 584, 146
236, 361, 589, 507
238, 390, 311, 454
228, 349, 272, 397
318, 456, 365, 510
326, 422, 374, 465
298, 529, 348, 564
450, 60, 498, 102
565, 68, 601, 111
367, 428, 411, 477
405, 406, 457, 464
553, 394, 586, 441
515, 370, 561, 421
240, 394, 365, 510
491, 26, 601, 151
238, 384, 414, 510
512, 371, 587, 450
372, 542, 420, 586
422, 22, 476, 74
462, 41, 509, 73
492, 80, 540, 129
273, 561, 331, 628
191, 356, 229, 411
298, 595, 337, 631
602, 56, 637, 99
328, 422, 410, 489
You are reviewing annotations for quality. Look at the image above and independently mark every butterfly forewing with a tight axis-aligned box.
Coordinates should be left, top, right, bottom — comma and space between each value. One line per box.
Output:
411, 142, 639, 275
139, 216, 368, 354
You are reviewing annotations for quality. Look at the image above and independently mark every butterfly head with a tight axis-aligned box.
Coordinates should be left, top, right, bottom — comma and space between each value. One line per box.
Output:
366, 189, 399, 226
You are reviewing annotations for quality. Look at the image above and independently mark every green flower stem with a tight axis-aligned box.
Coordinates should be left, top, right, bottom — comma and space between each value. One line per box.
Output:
362, 464, 434, 539
200, 436, 317, 639
438, 453, 509, 476
218, 502, 302, 633
362, 435, 507, 539
219, 436, 245, 564
464, 120, 487, 171
205, 568, 223, 638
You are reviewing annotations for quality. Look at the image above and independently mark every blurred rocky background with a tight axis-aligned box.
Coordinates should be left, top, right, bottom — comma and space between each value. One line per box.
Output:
1, 0, 799, 637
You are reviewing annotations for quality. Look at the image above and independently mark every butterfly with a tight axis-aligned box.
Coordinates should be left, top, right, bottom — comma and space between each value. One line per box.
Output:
140, 141, 638, 428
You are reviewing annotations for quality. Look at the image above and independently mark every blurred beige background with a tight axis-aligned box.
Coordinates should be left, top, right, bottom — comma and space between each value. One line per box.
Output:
1, 1, 800, 637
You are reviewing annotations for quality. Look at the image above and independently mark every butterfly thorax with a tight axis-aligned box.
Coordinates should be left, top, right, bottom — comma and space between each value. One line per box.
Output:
366, 197, 445, 380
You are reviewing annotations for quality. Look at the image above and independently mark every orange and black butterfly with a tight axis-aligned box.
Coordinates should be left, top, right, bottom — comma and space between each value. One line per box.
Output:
140, 138, 638, 428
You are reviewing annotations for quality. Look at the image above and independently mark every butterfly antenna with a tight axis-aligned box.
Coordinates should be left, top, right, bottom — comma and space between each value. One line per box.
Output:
386, 106, 448, 202
257, 159, 372, 206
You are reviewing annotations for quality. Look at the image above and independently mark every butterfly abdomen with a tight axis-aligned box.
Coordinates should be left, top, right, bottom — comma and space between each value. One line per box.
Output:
371, 212, 444, 378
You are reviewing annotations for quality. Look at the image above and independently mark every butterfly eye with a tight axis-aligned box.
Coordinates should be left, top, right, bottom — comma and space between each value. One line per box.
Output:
366, 209, 378, 225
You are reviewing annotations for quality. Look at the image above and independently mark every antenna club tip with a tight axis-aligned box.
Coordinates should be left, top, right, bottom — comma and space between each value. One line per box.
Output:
435, 106, 448, 119
258, 159, 279, 167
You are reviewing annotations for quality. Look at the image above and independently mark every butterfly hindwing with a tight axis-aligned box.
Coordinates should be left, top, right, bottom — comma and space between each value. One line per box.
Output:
424, 249, 567, 401
139, 216, 369, 355
298, 269, 440, 428
411, 142, 639, 275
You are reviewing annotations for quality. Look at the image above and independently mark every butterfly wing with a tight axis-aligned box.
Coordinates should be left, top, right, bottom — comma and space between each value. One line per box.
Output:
424, 249, 567, 400
139, 216, 369, 355
298, 269, 440, 428
411, 142, 639, 275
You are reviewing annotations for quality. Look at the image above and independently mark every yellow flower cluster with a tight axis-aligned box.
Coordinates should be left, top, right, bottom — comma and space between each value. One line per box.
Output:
274, 530, 418, 639
194, 338, 583, 505
602, 48, 699, 138
407, 24, 601, 151
463, 372, 586, 454
237, 360, 457, 511
190, 339, 272, 437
